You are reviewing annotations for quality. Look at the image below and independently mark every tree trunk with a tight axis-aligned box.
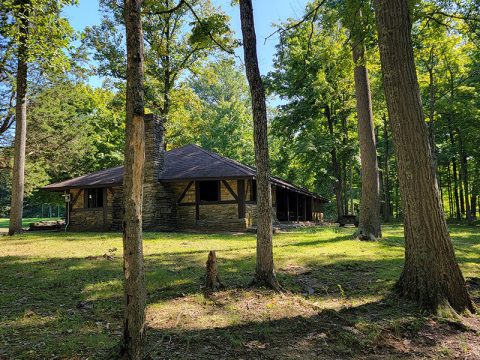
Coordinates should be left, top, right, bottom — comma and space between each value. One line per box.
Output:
447, 162, 454, 219
239, 0, 278, 290
449, 130, 461, 220
427, 67, 438, 175
205, 251, 223, 293
325, 105, 344, 219
382, 114, 392, 222
8, 0, 29, 236
457, 129, 472, 224
373, 0, 474, 313
352, 42, 382, 240
121, 0, 147, 358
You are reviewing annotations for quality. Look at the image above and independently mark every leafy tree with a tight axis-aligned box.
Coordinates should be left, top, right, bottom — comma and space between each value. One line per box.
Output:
168, 58, 254, 164
267, 5, 357, 220
239, 0, 279, 290
84, 0, 234, 120
122, 0, 146, 357
373, 0, 474, 313
1, 0, 74, 234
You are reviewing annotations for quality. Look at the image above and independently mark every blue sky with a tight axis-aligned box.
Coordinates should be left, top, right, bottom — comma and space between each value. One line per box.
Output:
63, 0, 310, 86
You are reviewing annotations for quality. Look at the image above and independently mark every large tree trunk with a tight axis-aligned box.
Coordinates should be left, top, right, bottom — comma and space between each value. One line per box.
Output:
352, 43, 382, 240
121, 0, 147, 358
427, 67, 438, 174
373, 0, 474, 313
8, 0, 29, 236
239, 0, 278, 289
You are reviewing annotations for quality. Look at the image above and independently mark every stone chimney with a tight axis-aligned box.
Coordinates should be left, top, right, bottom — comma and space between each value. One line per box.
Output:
142, 114, 175, 230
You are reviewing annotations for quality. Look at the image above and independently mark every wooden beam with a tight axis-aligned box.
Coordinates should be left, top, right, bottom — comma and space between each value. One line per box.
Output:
303, 195, 307, 221
296, 192, 299, 222
237, 179, 246, 219
177, 181, 193, 204
195, 181, 200, 221
103, 188, 108, 226
222, 180, 238, 201
286, 190, 290, 221
70, 189, 83, 211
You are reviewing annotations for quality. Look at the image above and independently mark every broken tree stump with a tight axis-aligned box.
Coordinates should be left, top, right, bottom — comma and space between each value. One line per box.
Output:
205, 251, 224, 294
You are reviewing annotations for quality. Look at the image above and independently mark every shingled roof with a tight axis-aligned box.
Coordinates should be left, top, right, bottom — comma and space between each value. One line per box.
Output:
44, 144, 328, 201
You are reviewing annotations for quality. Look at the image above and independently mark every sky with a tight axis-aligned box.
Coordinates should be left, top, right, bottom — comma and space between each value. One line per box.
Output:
62, 0, 310, 86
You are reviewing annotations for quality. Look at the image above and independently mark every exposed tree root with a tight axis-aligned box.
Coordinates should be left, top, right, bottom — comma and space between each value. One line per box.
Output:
353, 229, 377, 241
250, 274, 283, 292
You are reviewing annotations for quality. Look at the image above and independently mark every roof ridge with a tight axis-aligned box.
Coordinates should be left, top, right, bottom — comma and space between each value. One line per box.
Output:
190, 144, 254, 176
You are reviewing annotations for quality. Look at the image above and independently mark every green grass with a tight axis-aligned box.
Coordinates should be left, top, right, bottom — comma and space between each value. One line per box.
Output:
0, 225, 479, 359
0, 217, 61, 229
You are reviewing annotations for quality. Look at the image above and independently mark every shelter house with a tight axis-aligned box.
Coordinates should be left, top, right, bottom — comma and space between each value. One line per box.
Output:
44, 115, 328, 231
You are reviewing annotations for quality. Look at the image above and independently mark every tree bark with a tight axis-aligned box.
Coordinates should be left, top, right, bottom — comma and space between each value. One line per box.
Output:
448, 129, 461, 220
352, 42, 382, 240
121, 0, 147, 358
239, 0, 279, 290
8, 0, 29, 236
205, 251, 224, 293
382, 114, 392, 222
325, 105, 344, 219
457, 129, 472, 224
373, 0, 474, 313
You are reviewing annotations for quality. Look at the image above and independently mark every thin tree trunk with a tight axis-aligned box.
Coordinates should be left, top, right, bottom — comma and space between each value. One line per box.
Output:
239, 0, 279, 290
352, 42, 382, 240
373, 0, 474, 313
449, 130, 461, 220
446, 162, 453, 218
325, 105, 344, 219
383, 114, 392, 222
349, 160, 354, 214
121, 0, 147, 358
8, 0, 29, 236
458, 129, 471, 224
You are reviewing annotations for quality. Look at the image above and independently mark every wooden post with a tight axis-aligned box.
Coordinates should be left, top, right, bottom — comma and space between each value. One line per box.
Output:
286, 190, 290, 221
195, 181, 200, 221
296, 192, 299, 222
103, 187, 108, 227
303, 195, 307, 221
237, 179, 246, 219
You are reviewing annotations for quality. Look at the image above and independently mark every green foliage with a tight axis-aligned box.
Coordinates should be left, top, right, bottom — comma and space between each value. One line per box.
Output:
266, 5, 358, 214
24, 80, 124, 198
169, 58, 255, 164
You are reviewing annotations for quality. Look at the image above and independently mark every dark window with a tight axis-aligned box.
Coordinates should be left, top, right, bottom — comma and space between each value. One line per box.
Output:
199, 181, 220, 202
86, 188, 104, 208
251, 180, 257, 201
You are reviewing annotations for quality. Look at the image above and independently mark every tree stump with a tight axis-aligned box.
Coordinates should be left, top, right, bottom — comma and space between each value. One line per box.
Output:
205, 251, 223, 294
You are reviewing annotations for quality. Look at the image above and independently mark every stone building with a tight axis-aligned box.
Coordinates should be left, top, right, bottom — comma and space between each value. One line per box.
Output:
44, 114, 329, 232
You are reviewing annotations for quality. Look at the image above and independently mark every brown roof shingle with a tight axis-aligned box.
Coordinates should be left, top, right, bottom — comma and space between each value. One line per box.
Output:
44, 144, 328, 201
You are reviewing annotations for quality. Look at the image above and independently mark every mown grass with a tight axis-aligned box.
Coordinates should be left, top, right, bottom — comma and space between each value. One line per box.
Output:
0, 224, 479, 359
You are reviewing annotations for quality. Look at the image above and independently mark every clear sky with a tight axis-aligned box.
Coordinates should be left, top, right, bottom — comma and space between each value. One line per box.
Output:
63, 0, 310, 86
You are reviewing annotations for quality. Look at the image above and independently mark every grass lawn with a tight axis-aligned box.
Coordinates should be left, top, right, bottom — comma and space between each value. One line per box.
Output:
0, 217, 61, 231
0, 224, 479, 359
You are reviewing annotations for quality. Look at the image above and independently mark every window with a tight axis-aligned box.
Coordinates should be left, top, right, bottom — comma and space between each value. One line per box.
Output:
198, 181, 220, 202
251, 180, 257, 202
86, 188, 104, 208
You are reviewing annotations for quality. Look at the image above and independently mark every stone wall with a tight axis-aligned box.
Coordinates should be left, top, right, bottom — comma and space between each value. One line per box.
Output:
68, 188, 115, 231
142, 114, 176, 231
173, 179, 250, 231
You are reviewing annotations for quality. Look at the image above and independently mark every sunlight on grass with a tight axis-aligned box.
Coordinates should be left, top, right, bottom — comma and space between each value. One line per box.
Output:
0, 224, 479, 359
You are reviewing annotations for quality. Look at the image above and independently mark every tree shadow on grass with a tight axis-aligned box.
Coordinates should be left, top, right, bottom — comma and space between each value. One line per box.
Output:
144, 295, 477, 360
0, 225, 478, 359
